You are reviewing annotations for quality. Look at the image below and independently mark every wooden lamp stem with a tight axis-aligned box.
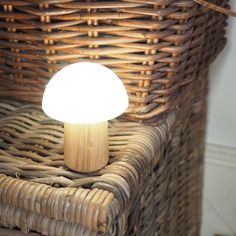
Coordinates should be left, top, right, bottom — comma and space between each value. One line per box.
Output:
64, 122, 109, 172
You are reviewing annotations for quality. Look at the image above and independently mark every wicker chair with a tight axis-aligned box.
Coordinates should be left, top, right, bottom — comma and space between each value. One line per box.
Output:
0, 1, 234, 235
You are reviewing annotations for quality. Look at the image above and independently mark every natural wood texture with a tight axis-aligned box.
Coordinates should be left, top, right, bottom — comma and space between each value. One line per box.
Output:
64, 122, 109, 172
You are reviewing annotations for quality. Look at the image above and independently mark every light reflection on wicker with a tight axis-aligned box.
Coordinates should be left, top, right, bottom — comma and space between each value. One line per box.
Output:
0, 0, 229, 124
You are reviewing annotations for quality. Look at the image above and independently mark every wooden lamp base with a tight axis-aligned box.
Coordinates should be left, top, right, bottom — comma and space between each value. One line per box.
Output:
64, 122, 109, 172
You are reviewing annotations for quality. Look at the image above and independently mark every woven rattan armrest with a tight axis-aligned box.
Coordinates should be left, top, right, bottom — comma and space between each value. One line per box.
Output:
0, 101, 175, 235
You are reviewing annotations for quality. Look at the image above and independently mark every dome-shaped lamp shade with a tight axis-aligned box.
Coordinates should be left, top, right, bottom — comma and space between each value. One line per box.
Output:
42, 62, 129, 124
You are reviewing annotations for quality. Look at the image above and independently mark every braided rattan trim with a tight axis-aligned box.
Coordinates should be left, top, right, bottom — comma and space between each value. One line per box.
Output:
0, 203, 112, 236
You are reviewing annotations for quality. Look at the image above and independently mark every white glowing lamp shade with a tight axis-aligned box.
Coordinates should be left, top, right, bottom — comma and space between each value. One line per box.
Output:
42, 62, 129, 124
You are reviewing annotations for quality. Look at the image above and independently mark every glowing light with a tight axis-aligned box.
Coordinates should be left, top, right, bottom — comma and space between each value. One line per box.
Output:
42, 62, 129, 124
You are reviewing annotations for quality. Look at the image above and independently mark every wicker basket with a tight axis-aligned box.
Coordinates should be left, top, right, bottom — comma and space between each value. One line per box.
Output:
0, 72, 207, 235
0, 1, 234, 235
0, 0, 231, 124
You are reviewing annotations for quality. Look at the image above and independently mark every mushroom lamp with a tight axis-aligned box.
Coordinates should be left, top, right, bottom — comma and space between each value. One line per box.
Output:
42, 62, 128, 172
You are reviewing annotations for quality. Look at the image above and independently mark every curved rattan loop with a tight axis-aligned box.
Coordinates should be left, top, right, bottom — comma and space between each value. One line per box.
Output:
194, 0, 236, 17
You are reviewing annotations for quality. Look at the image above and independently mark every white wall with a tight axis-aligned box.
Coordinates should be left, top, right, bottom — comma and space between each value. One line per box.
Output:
206, 0, 236, 148
202, 1, 236, 235
201, 144, 236, 236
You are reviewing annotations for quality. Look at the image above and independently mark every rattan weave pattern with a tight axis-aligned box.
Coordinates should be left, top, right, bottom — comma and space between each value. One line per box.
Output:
0, 227, 41, 236
0, 100, 174, 235
0, 72, 207, 235
0, 0, 231, 235
0, 0, 228, 123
